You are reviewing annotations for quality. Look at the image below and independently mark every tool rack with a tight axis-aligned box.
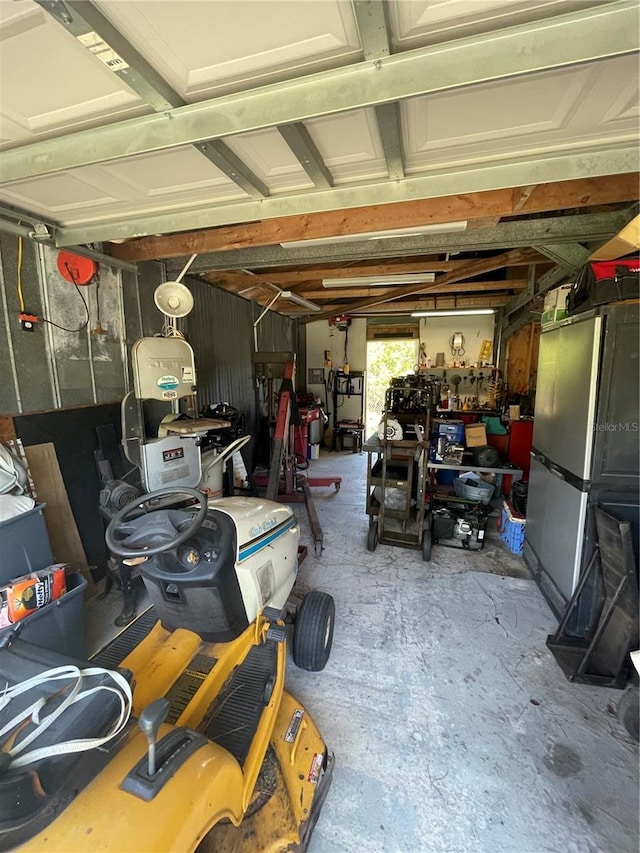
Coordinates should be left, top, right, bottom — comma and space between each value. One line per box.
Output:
330, 370, 365, 451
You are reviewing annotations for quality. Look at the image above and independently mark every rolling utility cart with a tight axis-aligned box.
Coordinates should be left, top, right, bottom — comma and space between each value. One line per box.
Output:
364, 375, 438, 558
364, 431, 427, 553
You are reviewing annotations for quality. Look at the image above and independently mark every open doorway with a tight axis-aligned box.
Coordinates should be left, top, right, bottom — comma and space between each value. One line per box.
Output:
365, 338, 419, 436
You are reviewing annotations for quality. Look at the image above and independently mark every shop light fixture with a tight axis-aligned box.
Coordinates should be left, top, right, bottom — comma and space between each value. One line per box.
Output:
411, 309, 496, 317
280, 291, 322, 312
253, 289, 321, 351
280, 221, 467, 249
322, 273, 436, 288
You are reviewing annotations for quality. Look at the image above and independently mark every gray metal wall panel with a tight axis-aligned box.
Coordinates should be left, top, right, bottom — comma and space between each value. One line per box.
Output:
120, 267, 141, 390
297, 323, 307, 391
257, 309, 295, 355
40, 245, 128, 409
0, 235, 130, 415
136, 261, 166, 337
121, 268, 143, 347
0, 239, 301, 432
0, 237, 21, 415
183, 279, 297, 437
0, 235, 55, 413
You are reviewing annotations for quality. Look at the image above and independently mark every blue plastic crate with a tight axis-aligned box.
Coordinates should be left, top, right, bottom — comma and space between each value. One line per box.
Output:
499, 501, 526, 555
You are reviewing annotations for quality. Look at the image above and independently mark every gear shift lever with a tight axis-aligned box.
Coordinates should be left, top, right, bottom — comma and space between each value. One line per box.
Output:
138, 698, 169, 776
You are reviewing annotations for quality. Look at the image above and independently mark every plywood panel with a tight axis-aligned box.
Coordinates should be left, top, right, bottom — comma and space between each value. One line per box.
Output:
506, 322, 541, 394
0, 417, 17, 444
24, 443, 96, 596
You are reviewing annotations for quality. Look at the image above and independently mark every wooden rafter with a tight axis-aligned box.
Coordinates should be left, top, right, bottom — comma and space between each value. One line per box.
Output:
349, 294, 513, 314
110, 174, 639, 261
303, 249, 541, 321
295, 279, 528, 299
202, 258, 459, 289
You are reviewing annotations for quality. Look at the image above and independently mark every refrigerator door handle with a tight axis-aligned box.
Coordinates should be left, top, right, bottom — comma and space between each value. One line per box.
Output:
549, 464, 566, 480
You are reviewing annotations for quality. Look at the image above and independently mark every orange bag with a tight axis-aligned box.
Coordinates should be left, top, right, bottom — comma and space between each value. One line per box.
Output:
0, 564, 67, 627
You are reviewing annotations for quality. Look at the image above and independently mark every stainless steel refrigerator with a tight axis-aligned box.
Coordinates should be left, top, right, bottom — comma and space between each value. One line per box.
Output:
524, 302, 639, 620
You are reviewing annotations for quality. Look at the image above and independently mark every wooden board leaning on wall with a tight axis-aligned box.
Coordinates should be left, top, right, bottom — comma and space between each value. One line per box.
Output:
0, 412, 96, 599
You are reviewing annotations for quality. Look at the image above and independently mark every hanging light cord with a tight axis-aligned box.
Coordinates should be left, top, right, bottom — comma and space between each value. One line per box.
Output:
40, 263, 90, 333
15, 238, 91, 333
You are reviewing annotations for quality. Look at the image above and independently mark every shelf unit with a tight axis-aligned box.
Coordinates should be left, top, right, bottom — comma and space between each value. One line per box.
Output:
330, 370, 365, 451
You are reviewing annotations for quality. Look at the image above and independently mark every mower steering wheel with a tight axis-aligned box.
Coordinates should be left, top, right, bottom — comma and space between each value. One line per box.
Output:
105, 487, 208, 559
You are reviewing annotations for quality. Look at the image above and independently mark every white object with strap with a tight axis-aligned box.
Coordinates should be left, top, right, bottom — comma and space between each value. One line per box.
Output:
0, 665, 133, 768
0, 445, 27, 495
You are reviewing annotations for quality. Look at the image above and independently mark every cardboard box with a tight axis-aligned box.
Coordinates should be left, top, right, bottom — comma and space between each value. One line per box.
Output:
509, 405, 521, 420
465, 423, 487, 447
542, 284, 571, 326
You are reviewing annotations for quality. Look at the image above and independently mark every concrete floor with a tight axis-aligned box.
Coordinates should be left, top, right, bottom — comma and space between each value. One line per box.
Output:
287, 450, 638, 853
86, 448, 638, 853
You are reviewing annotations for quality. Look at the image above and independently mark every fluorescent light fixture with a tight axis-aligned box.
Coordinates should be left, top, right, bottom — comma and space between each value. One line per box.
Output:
253, 289, 321, 350
323, 273, 436, 288
280, 221, 467, 249
411, 309, 496, 317
280, 291, 322, 312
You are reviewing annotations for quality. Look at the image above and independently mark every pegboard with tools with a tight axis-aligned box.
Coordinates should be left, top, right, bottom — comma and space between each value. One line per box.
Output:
416, 366, 504, 411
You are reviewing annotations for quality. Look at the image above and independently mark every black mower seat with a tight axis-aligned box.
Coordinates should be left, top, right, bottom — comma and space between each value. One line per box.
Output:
0, 639, 133, 851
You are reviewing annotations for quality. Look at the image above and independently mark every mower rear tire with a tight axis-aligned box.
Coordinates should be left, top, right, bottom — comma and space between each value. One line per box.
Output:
293, 591, 335, 672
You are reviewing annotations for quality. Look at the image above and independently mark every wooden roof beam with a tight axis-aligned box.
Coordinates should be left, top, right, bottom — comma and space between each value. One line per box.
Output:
295, 279, 528, 299
202, 259, 467, 290
349, 294, 512, 314
304, 248, 539, 321
110, 174, 639, 262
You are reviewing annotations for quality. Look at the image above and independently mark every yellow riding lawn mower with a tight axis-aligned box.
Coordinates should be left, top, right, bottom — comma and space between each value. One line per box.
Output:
0, 487, 335, 852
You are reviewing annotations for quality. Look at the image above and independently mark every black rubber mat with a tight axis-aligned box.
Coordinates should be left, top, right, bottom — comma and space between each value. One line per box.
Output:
201, 641, 277, 766
91, 607, 158, 669
165, 653, 216, 724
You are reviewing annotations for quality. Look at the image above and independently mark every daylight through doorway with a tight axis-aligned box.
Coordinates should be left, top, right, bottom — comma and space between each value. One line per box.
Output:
365, 339, 419, 436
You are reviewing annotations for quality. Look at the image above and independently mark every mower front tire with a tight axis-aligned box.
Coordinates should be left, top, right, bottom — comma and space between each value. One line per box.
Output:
293, 591, 335, 672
